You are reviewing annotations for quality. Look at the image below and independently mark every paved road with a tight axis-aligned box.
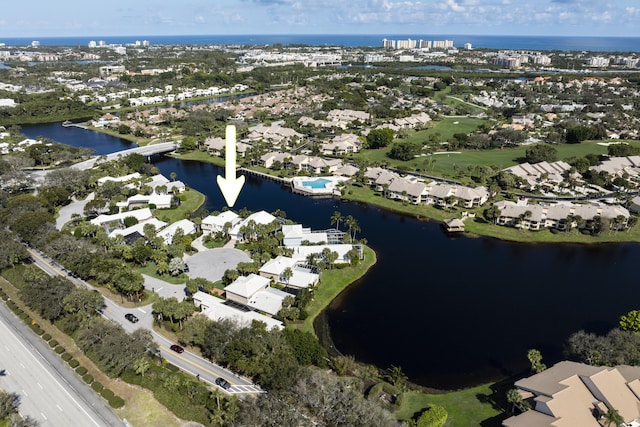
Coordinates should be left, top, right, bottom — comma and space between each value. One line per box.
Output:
56, 192, 95, 230
27, 248, 263, 396
71, 142, 177, 171
0, 302, 122, 427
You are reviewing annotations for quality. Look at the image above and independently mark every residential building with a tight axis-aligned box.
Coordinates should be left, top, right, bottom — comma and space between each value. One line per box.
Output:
503, 361, 640, 427
201, 211, 241, 234
192, 291, 282, 330
157, 219, 197, 243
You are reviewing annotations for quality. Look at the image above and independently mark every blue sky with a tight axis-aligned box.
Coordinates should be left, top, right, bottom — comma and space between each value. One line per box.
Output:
2, 0, 639, 37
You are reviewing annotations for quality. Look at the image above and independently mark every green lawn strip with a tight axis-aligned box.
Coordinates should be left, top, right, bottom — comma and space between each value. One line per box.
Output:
154, 188, 205, 223
342, 184, 454, 222
135, 262, 188, 285
203, 238, 227, 249
168, 150, 225, 167
299, 246, 377, 335
396, 385, 506, 427
465, 216, 640, 243
343, 184, 640, 243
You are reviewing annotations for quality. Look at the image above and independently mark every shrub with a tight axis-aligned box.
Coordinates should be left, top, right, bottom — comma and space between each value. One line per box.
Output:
109, 396, 125, 409
42, 333, 52, 341
49, 339, 58, 347
55, 346, 65, 354
69, 359, 79, 368
83, 374, 93, 384
91, 381, 103, 392
61, 353, 72, 361
416, 405, 448, 427
166, 363, 180, 372
76, 366, 87, 375
101, 388, 114, 400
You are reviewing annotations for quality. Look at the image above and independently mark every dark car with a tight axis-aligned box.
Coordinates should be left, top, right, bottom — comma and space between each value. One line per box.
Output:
124, 313, 139, 323
215, 377, 231, 390
170, 344, 184, 354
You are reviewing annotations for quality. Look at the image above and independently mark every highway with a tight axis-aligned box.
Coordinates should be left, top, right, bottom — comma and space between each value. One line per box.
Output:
0, 302, 122, 427
27, 248, 263, 395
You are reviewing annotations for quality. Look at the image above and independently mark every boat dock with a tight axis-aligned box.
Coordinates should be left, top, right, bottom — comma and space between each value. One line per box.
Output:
62, 121, 89, 129
238, 168, 293, 185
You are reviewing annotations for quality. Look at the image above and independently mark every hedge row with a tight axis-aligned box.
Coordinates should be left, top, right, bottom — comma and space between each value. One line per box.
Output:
1, 283, 127, 411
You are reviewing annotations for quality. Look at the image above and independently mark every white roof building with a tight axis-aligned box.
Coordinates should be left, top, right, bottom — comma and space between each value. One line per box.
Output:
287, 244, 355, 264
192, 291, 283, 330
158, 219, 197, 243
91, 207, 154, 227
108, 217, 167, 239
97, 172, 141, 185
201, 211, 241, 233
229, 210, 277, 240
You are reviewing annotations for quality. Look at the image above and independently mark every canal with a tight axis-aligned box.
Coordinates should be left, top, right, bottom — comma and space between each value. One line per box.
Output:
22, 123, 640, 390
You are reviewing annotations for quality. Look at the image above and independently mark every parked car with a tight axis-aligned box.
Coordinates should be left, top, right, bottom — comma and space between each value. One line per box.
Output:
124, 313, 138, 323
215, 377, 231, 390
170, 344, 184, 354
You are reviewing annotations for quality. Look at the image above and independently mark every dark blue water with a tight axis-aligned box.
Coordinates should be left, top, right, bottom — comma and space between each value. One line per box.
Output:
25, 123, 640, 389
20, 123, 136, 155
2, 34, 639, 52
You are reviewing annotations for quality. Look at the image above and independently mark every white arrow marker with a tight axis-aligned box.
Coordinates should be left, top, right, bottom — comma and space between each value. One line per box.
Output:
217, 124, 245, 207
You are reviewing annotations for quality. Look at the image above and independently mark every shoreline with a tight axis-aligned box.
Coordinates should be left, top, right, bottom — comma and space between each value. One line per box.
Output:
167, 150, 640, 245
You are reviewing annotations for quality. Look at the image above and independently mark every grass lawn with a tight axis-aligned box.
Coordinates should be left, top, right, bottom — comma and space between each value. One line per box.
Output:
169, 150, 225, 167
135, 262, 188, 284
396, 385, 507, 427
298, 246, 377, 335
154, 188, 205, 223
203, 237, 228, 249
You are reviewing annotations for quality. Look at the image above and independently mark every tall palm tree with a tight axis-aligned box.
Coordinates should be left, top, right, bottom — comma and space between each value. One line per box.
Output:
330, 211, 343, 230
602, 407, 624, 427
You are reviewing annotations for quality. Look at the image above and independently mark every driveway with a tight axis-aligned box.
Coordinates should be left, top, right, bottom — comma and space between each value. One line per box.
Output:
56, 192, 94, 230
185, 248, 251, 283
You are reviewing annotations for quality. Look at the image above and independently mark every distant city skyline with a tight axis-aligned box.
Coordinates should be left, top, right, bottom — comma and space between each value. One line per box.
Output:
2, 0, 639, 38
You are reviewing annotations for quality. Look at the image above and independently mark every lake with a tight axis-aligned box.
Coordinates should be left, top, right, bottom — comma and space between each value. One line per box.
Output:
23, 123, 640, 390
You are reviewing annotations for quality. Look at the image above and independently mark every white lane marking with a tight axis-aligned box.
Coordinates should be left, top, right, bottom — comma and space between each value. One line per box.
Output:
37, 382, 43, 389
57, 404, 63, 412
19, 362, 25, 368
137, 308, 146, 314
0, 321, 102, 426
23, 390, 28, 397
41, 412, 48, 420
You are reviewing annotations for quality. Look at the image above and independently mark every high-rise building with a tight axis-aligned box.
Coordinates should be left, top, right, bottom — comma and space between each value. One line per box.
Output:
382, 38, 396, 49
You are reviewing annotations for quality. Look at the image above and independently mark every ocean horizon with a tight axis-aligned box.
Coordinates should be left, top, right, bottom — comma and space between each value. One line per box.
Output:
1, 34, 639, 52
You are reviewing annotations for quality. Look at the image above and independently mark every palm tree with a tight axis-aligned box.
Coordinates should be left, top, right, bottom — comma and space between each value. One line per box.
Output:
386, 365, 408, 389
345, 215, 360, 241
281, 267, 293, 285
602, 407, 624, 427
133, 357, 151, 377
330, 211, 343, 230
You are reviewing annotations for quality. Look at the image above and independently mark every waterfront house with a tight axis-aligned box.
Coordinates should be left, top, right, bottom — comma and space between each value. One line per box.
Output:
503, 361, 640, 427
258, 256, 320, 289
224, 273, 294, 316
282, 224, 328, 246
228, 210, 278, 241
384, 178, 428, 204
201, 211, 241, 234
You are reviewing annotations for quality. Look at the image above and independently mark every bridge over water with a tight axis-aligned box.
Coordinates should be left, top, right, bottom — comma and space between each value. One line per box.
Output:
71, 141, 178, 170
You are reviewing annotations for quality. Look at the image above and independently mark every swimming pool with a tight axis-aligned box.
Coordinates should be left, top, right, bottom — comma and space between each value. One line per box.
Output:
301, 178, 332, 189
